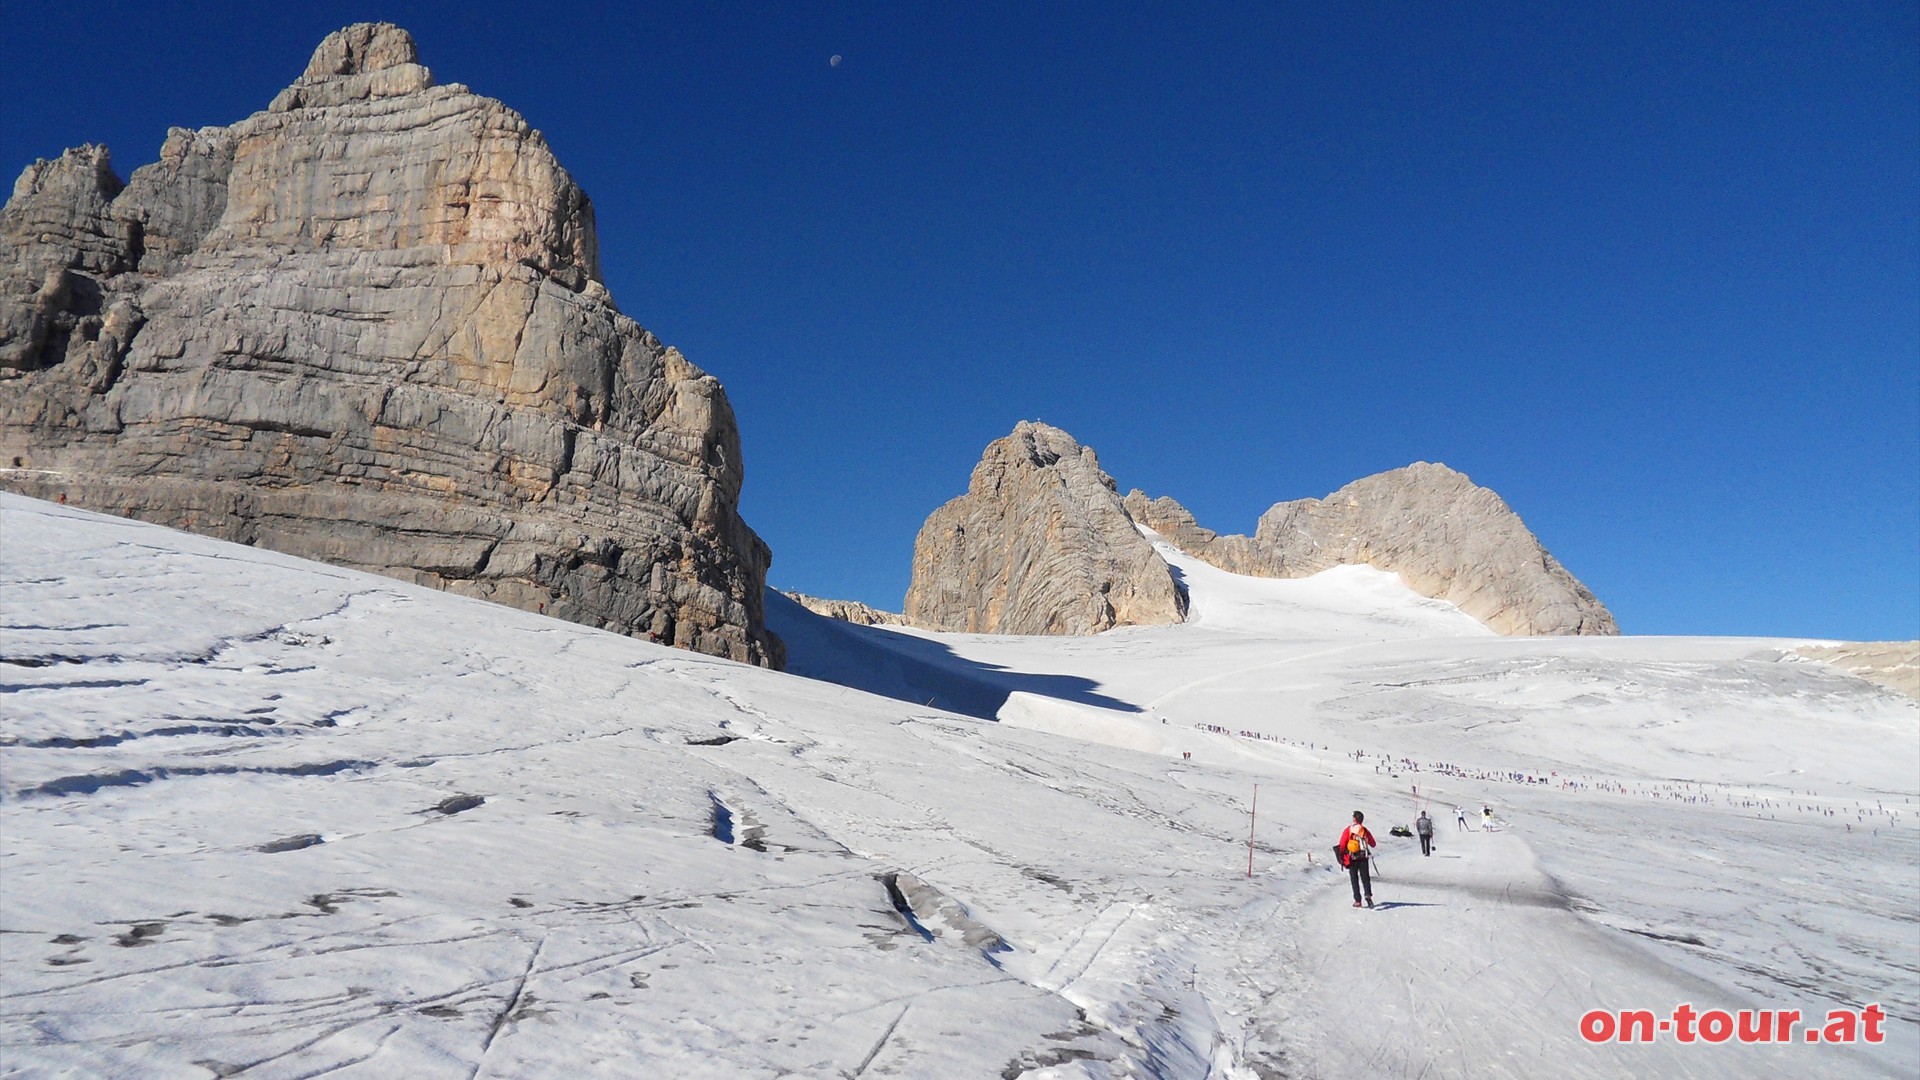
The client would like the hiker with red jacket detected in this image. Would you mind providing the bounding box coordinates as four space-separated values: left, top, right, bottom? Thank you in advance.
1339 810 1377 908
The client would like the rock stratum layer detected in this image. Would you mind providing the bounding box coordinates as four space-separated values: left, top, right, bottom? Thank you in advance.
0 23 778 665
905 422 1187 635
909 423 1615 638
1125 464 1618 636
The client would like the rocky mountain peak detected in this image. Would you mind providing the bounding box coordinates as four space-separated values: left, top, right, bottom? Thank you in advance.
912 424 1616 639
3 145 129 281
0 24 780 666
303 22 420 78
9 144 121 207
271 23 434 112
1002 420 1094 472
905 422 1186 635
1138 461 1618 636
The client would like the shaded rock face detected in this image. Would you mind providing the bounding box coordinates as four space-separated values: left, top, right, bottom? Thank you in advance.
781 592 909 628
1126 463 1619 636
904 422 1187 635
0 23 779 666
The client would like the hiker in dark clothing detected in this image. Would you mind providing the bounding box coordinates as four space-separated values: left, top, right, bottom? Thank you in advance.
1415 810 1435 856
1339 811 1376 908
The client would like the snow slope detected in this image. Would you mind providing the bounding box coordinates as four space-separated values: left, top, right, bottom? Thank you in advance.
1148 533 1497 639
3 493 1916 1078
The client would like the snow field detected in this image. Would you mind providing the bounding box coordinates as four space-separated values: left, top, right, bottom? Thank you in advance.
4 493 1916 1077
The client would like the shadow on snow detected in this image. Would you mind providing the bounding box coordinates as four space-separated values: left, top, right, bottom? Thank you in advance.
765 590 1140 721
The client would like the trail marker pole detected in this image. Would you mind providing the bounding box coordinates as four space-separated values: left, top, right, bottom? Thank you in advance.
1247 784 1258 878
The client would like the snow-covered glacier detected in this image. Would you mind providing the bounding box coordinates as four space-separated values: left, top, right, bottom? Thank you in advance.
3 493 1914 1078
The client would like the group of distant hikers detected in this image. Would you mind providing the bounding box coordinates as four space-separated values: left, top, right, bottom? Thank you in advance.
1335 803 1494 908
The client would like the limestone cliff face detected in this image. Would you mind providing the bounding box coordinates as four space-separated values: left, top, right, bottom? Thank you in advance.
904 422 1186 635
0 23 779 665
1126 463 1619 636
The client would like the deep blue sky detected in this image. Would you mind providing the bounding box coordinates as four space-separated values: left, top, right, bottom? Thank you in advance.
6 2 1916 639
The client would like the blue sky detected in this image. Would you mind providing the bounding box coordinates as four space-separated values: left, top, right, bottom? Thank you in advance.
5 2 1916 639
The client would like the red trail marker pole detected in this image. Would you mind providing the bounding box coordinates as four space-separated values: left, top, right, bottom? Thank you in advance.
1247 784 1259 878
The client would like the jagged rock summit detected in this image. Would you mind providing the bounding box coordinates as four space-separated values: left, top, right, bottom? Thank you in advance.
908 423 1617 638
0 23 780 665
904 421 1188 635
1126 465 1618 636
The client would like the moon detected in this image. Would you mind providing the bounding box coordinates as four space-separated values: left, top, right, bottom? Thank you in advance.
830 54 842 67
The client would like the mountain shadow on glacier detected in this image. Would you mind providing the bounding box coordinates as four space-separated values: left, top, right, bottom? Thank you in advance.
765 591 1138 720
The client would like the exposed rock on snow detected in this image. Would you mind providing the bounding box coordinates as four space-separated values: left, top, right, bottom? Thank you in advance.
1126 463 1618 636
0 23 778 665
904 421 1186 634
1790 641 1920 699
781 591 910 627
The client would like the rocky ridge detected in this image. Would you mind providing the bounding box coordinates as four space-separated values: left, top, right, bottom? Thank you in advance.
1125 465 1618 637
908 423 1615 638
904 422 1187 635
0 23 779 665
781 592 909 628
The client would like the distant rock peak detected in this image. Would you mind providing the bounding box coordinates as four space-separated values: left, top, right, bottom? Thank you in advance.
913 424 1616 638
906 422 1187 635
781 592 910 628
270 23 435 112
1129 463 1617 636
303 22 419 78
999 419 1099 475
